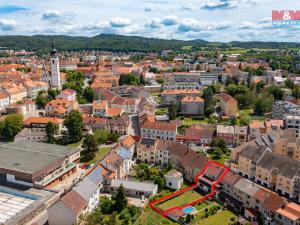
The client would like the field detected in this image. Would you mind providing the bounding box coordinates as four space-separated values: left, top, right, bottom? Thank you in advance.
134 206 177 225
88 147 112 164
157 190 203 210
193 209 237 225
180 117 208 126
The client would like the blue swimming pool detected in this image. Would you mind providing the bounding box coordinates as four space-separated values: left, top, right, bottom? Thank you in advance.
183 206 196 214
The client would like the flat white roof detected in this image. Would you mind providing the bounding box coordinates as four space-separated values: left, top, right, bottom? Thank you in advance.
0 189 36 224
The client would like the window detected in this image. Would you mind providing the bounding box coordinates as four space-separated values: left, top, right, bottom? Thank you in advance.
15 176 32 183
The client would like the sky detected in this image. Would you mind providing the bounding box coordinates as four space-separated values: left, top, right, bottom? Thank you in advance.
0 0 299 42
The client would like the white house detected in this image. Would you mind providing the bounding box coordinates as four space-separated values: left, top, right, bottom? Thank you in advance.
48 190 88 225
56 88 77 101
165 169 183 190
0 92 10 111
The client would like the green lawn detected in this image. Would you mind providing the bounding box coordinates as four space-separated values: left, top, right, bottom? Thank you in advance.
180 117 208 126
157 190 202 210
135 206 177 225
88 147 112 165
209 154 231 165
193 210 237 225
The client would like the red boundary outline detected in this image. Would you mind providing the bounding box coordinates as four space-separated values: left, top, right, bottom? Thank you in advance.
149 160 230 218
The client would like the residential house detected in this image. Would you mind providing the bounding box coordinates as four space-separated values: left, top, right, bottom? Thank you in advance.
249 120 266 139
23 80 48 99
110 179 158 198
178 124 215 145
165 169 183 190
181 96 204 115
161 89 199 105
0 92 9 111
56 88 77 101
48 190 88 225
234 126 249 146
255 152 300 201
45 99 78 117
111 96 139 114
275 203 300 225
273 130 300 161
219 93 238 118
140 121 177 141
217 125 235 146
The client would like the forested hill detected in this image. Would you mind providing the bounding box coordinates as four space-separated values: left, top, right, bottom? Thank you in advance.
0 34 299 53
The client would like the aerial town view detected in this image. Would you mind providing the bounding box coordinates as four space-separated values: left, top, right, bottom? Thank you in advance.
0 1 299 225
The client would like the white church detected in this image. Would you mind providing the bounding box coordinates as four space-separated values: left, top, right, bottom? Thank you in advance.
42 42 61 89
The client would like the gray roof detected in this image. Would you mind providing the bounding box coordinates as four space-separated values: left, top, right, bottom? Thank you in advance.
111 179 158 193
73 178 98 201
257 152 300 179
233 179 260 197
239 145 269 162
0 141 79 175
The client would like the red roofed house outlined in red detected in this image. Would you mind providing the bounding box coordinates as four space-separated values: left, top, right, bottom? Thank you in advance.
149 160 230 220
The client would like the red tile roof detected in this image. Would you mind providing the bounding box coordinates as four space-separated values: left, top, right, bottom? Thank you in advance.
61 190 87 214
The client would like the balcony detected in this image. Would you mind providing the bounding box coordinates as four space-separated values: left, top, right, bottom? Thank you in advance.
35 163 76 187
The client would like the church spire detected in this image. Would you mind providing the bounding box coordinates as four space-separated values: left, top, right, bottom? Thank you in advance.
50 40 57 56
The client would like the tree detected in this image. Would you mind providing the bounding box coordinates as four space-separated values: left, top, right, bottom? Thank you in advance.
150 175 165 189
168 103 177 120
135 163 151 181
112 184 128 213
0 114 23 141
63 110 83 143
83 87 95 103
285 79 294 89
293 86 300 99
36 91 49 108
81 134 99 162
47 88 59 100
254 94 274 115
268 85 284 100
45 122 59 143
239 114 250 126
94 129 110 144
100 196 114 214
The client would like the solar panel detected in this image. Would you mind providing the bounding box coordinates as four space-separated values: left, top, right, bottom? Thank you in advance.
87 167 103 185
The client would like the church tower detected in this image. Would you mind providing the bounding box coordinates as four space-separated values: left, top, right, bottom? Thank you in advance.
49 42 61 89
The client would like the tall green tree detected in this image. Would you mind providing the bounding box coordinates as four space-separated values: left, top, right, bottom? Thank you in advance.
0 114 23 141
45 122 59 143
63 110 83 143
168 103 177 120
81 134 99 162
112 184 128 213
83 86 95 103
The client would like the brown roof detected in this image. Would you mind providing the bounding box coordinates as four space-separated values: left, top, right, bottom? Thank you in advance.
276 203 300 221
140 121 177 131
219 93 237 104
107 107 123 117
221 171 242 186
61 190 87 214
181 96 204 103
263 192 285 213
122 136 136 149
162 89 199 95
24 117 63 126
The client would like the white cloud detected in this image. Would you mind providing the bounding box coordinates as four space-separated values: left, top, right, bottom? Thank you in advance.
181 3 196 10
177 18 202 32
145 18 161 28
0 19 19 31
42 9 71 24
109 18 131 28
